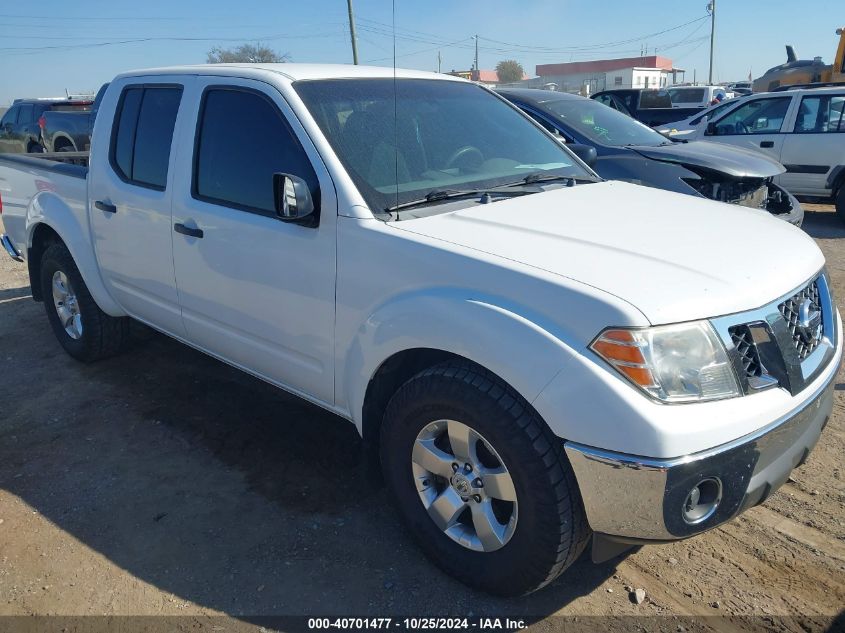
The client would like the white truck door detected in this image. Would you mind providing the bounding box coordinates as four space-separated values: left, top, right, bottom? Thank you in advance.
703 95 793 166
170 78 337 405
779 92 845 197
88 77 189 336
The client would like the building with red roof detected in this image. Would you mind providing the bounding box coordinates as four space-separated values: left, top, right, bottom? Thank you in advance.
527 55 685 94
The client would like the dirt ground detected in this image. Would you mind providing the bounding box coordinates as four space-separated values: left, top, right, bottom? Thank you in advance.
0 205 843 633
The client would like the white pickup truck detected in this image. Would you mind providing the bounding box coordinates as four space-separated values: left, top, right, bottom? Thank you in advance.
0 64 840 596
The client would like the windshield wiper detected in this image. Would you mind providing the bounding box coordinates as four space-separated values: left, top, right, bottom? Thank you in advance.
384 188 484 213
384 176 595 215
510 173 600 187
521 172 575 185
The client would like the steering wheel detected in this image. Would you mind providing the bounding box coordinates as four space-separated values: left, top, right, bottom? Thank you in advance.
734 120 751 134
445 145 484 170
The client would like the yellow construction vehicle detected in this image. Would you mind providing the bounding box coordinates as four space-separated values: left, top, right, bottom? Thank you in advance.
753 27 845 92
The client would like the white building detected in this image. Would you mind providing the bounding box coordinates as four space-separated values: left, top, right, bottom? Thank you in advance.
526 55 685 94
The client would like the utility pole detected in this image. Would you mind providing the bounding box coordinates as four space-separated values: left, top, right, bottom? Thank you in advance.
708 0 716 84
474 35 479 72
346 0 359 65
437 50 442 73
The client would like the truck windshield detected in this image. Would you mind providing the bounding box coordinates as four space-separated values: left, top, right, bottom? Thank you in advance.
544 98 669 147
294 78 591 217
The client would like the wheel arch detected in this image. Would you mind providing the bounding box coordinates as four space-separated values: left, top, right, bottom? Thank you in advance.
829 165 845 197
27 223 62 301
361 347 465 446
350 292 583 450
25 194 124 316
51 134 77 152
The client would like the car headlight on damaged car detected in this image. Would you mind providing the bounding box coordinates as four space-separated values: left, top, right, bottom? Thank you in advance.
590 322 740 403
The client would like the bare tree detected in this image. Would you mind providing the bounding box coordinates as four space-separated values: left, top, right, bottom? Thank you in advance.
495 60 525 84
207 44 289 64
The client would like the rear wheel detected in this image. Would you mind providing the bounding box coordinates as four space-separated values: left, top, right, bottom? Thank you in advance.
380 361 590 596
40 242 129 362
836 186 845 224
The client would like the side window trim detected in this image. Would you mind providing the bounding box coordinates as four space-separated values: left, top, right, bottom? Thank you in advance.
108 83 184 192
190 83 319 219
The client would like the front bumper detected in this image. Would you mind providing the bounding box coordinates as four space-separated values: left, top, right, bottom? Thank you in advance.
1 234 23 262
770 187 804 227
564 367 834 544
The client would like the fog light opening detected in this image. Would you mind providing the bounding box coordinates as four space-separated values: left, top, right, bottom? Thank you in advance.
682 477 722 525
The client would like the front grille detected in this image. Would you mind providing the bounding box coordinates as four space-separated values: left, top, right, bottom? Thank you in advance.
779 280 824 360
730 325 763 377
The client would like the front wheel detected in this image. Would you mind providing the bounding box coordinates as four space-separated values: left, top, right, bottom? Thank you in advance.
380 361 590 596
40 242 129 362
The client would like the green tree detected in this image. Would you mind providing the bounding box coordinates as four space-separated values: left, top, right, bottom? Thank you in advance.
495 60 525 84
207 44 288 64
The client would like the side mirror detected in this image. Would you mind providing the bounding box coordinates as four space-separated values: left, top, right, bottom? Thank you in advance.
568 143 598 168
705 121 717 136
273 173 317 224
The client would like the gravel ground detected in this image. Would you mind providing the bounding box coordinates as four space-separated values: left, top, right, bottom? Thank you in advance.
0 205 843 632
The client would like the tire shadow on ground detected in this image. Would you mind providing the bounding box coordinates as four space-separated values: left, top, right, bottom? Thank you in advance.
0 301 615 618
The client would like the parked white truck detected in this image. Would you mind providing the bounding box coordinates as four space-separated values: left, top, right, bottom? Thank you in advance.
0 64 840 596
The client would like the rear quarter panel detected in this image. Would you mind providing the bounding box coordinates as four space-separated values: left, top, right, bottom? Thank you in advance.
0 156 123 315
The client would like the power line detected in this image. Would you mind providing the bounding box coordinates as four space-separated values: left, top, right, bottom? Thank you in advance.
364 37 473 64
476 15 709 53
356 14 709 55
0 13 189 20
0 32 342 53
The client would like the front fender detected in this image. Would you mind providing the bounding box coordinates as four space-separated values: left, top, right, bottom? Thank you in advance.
343 288 582 432
595 155 699 196
27 190 124 316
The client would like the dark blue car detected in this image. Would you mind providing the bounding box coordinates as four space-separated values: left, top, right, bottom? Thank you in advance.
496 88 803 225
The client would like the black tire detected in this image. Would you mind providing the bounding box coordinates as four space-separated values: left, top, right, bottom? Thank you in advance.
380 360 590 596
27 142 44 154
40 242 129 362
836 186 845 224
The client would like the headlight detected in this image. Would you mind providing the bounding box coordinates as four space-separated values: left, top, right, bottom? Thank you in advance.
590 321 740 403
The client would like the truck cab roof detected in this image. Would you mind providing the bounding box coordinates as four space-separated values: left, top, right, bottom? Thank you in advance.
115 63 461 84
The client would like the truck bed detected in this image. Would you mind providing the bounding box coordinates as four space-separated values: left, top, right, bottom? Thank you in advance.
0 152 89 176
0 153 89 256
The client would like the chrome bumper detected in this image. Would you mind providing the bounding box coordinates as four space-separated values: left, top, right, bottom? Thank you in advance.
1 234 23 262
565 370 835 543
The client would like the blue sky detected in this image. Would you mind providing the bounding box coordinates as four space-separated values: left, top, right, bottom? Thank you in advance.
0 0 841 104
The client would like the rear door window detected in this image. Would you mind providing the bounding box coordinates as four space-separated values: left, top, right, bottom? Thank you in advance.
110 85 183 190
794 94 845 133
17 104 34 125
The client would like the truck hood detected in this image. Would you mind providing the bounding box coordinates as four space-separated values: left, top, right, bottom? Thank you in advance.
630 141 785 179
392 181 823 325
